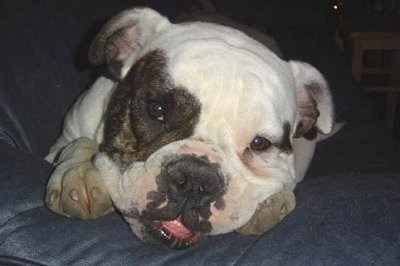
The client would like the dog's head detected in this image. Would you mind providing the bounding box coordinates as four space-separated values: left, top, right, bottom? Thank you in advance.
91 7 334 249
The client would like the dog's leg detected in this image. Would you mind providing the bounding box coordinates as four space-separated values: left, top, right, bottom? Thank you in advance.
235 189 295 235
45 137 113 219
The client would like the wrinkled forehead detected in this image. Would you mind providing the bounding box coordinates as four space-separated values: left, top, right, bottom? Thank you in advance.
137 22 297 126
160 22 290 84
160 23 296 121
169 44 286 100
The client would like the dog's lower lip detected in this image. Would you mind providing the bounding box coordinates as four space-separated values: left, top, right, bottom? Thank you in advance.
151 217 204 249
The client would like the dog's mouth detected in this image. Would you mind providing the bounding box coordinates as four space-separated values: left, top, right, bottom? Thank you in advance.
150 216 205 249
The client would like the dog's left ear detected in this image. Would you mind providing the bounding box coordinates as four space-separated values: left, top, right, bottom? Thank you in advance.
89 7 171 79
289 61 334 139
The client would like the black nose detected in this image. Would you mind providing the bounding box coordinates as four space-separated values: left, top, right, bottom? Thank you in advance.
166 156 223 200
164 155 225 231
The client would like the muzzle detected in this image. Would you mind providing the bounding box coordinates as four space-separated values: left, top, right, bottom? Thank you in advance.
139 154 225 249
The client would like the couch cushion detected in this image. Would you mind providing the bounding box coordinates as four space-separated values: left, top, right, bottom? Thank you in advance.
0 141 399 265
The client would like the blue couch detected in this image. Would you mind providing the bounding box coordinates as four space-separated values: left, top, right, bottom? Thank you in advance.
1 1 399 265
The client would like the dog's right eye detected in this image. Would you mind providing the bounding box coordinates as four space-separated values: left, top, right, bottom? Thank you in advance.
147 100 165 121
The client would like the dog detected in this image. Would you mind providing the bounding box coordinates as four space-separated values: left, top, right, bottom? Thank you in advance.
45 7 334 249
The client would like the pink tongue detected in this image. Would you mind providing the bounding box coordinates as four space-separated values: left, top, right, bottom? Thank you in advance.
162 218 193 239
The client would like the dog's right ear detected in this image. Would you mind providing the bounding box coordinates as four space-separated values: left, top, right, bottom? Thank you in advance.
89 7 171 79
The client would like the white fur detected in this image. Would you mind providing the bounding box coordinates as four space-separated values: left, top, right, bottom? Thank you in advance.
47 8 334 236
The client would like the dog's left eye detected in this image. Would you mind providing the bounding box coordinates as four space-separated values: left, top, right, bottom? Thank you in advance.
147 100 165 121
250 136 271 151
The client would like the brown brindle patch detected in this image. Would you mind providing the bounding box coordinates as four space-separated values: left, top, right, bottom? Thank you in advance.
100 50 201 168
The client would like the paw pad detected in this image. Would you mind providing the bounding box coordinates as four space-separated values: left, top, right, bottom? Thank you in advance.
280 204 288 216
49 190 59 203
91 187 101 200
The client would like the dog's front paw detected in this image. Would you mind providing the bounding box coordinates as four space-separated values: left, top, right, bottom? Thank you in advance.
235 189 295 235
45 161 113 219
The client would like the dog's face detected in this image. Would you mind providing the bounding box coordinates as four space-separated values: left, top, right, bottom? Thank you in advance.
92 8 334 249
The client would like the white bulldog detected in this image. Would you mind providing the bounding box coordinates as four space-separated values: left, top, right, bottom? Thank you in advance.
45 7 334 249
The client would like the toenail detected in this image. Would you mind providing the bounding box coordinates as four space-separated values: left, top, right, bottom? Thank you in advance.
49 190 58 203
91 187 101 199
280 204 287 215
69 189 79 201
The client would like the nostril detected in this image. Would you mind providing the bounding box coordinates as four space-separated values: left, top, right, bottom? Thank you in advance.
175 173 187 185
177 177 186 185
166 163 187 185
